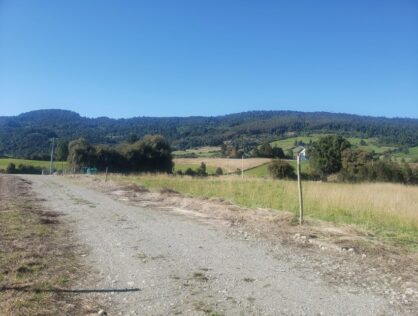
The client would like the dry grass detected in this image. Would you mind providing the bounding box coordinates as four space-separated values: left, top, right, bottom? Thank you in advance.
0 176 97 315
109 174 418 249
173 158 271 173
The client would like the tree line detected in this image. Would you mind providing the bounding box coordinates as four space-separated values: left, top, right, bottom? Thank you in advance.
67 135 173 173
2 109 418 159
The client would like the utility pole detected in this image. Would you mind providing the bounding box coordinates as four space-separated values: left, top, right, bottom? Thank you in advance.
49 138 55 175
297 153 304 225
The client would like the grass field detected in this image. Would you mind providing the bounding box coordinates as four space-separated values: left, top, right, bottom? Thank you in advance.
173 158 271 173
270 134 396 155
270 134 323 151
393 146 418 162
111 174 418 249
174 163 218 174
346 137 396 154
0 158 67 171
172 146 221 158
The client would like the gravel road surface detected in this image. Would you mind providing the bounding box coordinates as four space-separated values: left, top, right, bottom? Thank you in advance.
21 175 407 315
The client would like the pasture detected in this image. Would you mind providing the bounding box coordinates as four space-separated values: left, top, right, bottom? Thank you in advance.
270 134 396 155
0 158 68 171
393 146 418 162
174 157 271 173
172 146 221 158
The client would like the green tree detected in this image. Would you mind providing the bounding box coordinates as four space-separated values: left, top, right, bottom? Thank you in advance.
55 140 69 161
67 138 97 170
258 142 273 158
271 145 285 158
124 135 173 173
95 145 127 171
309 135 351 178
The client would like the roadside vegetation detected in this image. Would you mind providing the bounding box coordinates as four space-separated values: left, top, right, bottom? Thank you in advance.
0 158 68 174
108 174 418 249
0 176 95 314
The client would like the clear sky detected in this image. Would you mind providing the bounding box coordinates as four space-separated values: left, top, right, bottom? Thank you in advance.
0 0 417 118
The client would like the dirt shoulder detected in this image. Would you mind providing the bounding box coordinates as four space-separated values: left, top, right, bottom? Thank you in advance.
21 174 417 315
0 175 102 315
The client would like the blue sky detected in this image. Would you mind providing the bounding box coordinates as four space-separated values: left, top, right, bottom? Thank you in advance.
0 0 417 118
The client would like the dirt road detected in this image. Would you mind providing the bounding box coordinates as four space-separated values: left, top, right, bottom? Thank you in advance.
20 175 414 315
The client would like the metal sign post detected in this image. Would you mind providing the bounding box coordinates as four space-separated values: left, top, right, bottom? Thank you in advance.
297 153 304 225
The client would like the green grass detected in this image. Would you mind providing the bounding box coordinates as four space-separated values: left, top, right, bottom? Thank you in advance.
0 158 68 171
111 174 418 249
270 134 323 151
245 163 270 177
345 137 395 154
393 146 418 162
270 134 396 155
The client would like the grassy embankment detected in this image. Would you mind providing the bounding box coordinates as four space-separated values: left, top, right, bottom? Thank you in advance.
110 174 418 249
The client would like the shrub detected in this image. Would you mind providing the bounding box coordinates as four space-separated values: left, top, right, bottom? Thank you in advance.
215 167 223 176
268 160 296 179
6 163 16 174
196 162 208 176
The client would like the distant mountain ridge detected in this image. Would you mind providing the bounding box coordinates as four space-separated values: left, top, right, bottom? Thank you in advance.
1 109 418 159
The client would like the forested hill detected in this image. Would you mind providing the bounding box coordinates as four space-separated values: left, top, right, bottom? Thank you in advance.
1 109 418 159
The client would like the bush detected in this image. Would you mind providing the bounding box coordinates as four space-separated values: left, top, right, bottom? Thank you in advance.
185 168 196 176
6 163 16 174
5 163 42 174
268 160 296 179
196 162 208 176
215 167 223 176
